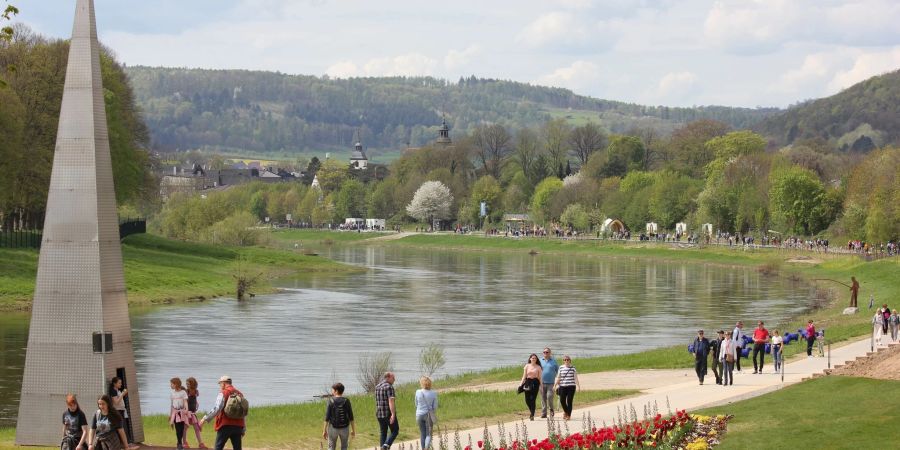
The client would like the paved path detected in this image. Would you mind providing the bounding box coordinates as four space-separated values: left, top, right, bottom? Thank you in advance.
390 337 882 449
362 231 419 242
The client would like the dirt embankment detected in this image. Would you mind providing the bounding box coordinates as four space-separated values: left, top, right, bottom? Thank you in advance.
832 342 900 379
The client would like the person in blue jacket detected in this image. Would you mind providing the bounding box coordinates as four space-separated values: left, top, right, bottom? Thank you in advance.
691 330 711 385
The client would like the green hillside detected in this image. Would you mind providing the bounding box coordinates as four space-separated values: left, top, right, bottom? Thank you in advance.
125 66 778 158
757 69 900 150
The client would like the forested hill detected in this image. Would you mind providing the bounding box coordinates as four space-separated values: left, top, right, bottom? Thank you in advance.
757 69 900 151
125 66 778 157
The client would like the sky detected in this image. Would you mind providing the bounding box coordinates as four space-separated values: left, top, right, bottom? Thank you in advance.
14 0 900 108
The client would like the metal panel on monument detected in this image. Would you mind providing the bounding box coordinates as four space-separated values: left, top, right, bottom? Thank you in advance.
16 0 143 444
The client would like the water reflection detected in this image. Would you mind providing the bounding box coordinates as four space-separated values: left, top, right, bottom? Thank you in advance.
1 245 810 422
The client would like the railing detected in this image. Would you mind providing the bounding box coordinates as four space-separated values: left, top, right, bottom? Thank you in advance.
0 229 42 249
0 218 146 249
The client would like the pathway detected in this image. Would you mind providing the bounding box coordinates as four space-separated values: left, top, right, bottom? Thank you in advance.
390 337 882 449
362 232 419 242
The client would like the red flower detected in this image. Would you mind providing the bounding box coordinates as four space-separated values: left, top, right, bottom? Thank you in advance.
478 441 484 448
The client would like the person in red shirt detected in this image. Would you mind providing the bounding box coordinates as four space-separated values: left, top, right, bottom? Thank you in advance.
751 321 770 374
806 320 816 357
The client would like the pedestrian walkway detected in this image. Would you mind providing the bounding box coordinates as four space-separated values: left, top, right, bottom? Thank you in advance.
390 337 881 449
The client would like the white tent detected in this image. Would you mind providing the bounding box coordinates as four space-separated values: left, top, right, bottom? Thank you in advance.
646 222 658 235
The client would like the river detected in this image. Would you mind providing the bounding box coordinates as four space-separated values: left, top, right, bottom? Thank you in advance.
0 245 811 423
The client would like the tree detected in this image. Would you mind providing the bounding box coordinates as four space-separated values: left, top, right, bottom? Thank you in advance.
667 119 730 176
513 127 540 178
333 178 367 220
0 2 17 88
560 203 590 231
569 122 607 164
316 158 348 193
602 135 645 178
406 180 453 226
769 166 829 235
473 123 511 178
530 177 564 224
542 118 570 169
467 175 503 225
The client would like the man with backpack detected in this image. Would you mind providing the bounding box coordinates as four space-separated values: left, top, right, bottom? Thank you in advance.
200 375 247 450
323 382 355 450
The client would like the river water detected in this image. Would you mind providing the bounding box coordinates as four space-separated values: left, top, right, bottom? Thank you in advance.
0 245 811 423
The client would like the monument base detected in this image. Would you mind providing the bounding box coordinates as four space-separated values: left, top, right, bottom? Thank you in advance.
843 307 859 315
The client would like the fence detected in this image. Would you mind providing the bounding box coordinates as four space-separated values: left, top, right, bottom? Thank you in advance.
0 219 147 249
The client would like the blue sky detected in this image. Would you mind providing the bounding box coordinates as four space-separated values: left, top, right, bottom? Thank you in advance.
16 0 900 108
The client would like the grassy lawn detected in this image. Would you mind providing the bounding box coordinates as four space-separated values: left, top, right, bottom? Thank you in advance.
0 388 636 450
697 376 900 449
0 233 362 311
270 228 391 245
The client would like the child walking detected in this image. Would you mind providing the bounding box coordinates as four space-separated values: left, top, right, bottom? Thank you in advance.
181 377 207 449
170 378 189 450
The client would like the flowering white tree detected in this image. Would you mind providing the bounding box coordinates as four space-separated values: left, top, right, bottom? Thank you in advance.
406 181 453 227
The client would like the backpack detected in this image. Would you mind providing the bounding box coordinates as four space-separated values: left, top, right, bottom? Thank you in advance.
330 397 350 428
223 390 249 419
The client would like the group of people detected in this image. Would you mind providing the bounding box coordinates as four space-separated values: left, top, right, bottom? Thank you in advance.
518 348 582 422
61 375 245 450
691 320 819 385
872 303 899 346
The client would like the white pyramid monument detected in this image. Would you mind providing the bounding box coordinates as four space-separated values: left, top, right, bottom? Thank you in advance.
16 0 144 444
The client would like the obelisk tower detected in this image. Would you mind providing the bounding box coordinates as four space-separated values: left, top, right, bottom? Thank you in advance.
16 0 143 444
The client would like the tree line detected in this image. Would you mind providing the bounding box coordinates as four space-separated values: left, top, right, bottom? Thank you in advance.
0 26 157 229
156 117 899 245
125 66 778 156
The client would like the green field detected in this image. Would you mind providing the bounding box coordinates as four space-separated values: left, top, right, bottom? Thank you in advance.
0 387 635 450
270 228 391 245
698 376 899 449
0 233 362 311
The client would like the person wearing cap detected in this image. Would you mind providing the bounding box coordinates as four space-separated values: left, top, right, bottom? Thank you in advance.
709 331 725 385
691 330 710 385
200 376 246 450
62 394 88 450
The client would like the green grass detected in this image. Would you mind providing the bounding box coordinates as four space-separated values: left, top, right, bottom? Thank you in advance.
270 228 391 244
697 376 900 449
0 388 636 450
0 233 362 311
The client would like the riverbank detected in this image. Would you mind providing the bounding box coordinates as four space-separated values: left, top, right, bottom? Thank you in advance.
0 233 362 311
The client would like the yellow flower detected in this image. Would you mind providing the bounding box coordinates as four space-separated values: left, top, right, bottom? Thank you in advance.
686 437 709 450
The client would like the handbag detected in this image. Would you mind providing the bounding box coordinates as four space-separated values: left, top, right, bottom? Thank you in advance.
726 353 735 363
428 409 438 426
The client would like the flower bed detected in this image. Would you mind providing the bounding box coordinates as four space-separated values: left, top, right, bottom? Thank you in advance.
431 410 731 450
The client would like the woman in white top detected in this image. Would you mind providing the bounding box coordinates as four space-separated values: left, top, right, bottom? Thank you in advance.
169 377 189 450
771 330 784 372
553 355 581 421
719 334 737 386
414 376 438 450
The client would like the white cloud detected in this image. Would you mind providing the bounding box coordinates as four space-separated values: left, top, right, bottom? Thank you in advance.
537 60 603 93
325 60 359 78
655 71 699 103
444 45 481 70
828 48 900 92
517 12 591 48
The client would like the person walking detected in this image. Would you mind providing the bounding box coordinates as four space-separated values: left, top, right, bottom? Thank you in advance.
414 376 438 450
709 330 724 385
107 378 136 449
519 353 543 420
731 322 745 372
62 394 88 450
87 395 129 450
873 313 885 347
751 321 769 374
182 377 207 449
806 320 817 356
691 330 710 385
880 304 891 335
169 378 189 450
849 276 859 308
771 330 784 373
890 310 900 342
375 372 399 449
553 355 580 420
539 347 559 419
323 382 355 450
199 375 247 450
719 333 736 386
